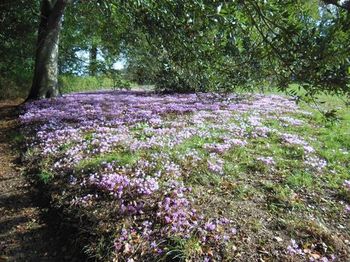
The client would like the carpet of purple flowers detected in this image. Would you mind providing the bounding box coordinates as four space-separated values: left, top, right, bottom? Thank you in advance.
20 91 349 261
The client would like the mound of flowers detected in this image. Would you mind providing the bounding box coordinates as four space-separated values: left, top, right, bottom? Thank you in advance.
21 91 339 261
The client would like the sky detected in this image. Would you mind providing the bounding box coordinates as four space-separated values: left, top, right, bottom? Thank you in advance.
75 49 126 74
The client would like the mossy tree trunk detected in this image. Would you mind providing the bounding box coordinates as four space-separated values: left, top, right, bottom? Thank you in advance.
27 0 69 100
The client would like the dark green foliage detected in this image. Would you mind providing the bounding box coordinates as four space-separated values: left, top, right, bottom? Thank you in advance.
1 0 350 99
118 0 350 95
0 0 39 99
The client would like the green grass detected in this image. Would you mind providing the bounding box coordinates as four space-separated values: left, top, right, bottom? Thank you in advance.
75 150 139 172
163 236 203 261
59 74 137 94
59 75 114 94
37 170 54 184
286 172 314 189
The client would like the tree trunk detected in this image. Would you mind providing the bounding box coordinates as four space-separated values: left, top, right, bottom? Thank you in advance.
89 44 98 76
27 0 68 100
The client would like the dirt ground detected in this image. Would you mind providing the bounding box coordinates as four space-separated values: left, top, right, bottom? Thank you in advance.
0 100 62 262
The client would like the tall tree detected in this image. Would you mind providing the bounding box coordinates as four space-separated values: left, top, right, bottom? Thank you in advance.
27 0 70 100
24 0 349 100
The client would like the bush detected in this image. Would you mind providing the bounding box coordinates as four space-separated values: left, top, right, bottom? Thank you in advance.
59 75 114 94
59 74 134 94
107 70 132 91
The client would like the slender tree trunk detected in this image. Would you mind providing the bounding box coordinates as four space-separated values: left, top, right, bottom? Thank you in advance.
89 44 98 76
27 0 68 100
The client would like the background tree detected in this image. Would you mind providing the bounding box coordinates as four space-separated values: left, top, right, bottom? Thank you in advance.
120 0 349 96
27 0 71 100
0 0 349 100
0 0 39 99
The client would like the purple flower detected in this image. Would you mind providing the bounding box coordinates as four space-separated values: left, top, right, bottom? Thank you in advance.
345 205 350 213
204 221 216 231
20 91 321 259
257 156 275 165
343 180 350 191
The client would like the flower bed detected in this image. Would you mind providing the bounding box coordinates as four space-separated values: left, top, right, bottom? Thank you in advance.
21 91 350 261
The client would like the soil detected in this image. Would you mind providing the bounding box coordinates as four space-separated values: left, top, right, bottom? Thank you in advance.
0 100 62 262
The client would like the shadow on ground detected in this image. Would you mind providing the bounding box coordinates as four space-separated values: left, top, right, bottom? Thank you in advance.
0 101 74 262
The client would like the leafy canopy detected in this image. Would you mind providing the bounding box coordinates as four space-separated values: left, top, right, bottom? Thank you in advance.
1 0 349 98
